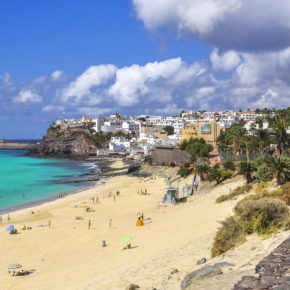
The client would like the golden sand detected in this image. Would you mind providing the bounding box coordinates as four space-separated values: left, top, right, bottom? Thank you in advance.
0 161 288 290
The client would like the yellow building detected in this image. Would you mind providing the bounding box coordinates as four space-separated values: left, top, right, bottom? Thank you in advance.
181 120 220 144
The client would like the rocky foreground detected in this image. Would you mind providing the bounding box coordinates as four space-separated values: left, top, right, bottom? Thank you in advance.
232 236 290 290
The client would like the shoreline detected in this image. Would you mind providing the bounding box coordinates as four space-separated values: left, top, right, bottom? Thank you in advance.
0 184 96 216
0 153 120 217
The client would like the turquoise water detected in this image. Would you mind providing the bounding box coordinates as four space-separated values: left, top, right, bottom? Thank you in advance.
0 150 99 212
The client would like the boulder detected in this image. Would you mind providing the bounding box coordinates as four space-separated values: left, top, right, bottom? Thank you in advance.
196 258 207 265
180 266 223 289
125 284 139 290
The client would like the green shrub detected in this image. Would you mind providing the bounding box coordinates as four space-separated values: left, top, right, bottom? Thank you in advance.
256 164 273 183
221 170 233 180
56 130 64 138
178 167 191 178
223 161 235 171
211 216 245 257
234 198 290 235
216 184 252 203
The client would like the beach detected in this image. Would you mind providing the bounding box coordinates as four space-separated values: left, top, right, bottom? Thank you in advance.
0 159 288 290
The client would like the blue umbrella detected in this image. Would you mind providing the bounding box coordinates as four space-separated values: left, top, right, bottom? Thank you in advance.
8 264 22 270
6 225 14 232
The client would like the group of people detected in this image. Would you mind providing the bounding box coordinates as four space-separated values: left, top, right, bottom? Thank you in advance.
138 189 149 195
22 225 32 231
58 192 67 198
0 214 10 224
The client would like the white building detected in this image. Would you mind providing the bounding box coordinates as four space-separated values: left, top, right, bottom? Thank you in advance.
122 121 141 133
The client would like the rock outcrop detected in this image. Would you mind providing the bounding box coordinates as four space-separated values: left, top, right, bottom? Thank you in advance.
233 236 290 289
30 128 109 159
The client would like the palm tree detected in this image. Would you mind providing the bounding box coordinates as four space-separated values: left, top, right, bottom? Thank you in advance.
263 154 290 185
254 129 271 154
228 124 247 156
270 114 289 155
208 167 223 185
194 163 210 181
237 161 255 184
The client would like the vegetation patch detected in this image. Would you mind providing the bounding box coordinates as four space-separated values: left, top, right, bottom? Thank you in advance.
211 216 245 257
234 198 290 235
216 184 252 203
178 167 191 178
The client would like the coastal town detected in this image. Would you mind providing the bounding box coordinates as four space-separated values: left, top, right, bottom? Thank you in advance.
50 109 284 164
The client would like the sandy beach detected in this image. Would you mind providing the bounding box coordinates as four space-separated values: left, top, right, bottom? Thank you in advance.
0 160 288 290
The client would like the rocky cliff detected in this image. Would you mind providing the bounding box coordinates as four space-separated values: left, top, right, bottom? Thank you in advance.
30 128 109 159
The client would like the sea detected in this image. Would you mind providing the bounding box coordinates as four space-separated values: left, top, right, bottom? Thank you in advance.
0 150 100 213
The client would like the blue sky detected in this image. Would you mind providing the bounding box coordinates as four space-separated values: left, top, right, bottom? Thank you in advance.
0 0 289 138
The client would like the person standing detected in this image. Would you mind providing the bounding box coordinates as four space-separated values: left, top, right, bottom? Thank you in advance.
7 214 10 222
48 220 51 228
88 219 91 229
109 219 112 228
0 215 2 224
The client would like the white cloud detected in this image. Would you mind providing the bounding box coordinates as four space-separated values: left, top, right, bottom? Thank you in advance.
109 58 194 106
77 107 115 116
155 103 180 115
42 105 65 112
133 0 290 52
51 70 64 81
210 48 240 72
61 65 117 105
13 90 42 104
133 0 240 34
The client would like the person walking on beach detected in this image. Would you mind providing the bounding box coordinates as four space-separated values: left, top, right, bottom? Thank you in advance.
48 220 51 228
96 196 98 203
88 219 91 229
109 219 112 229
0 215 2 224
7 214 10 222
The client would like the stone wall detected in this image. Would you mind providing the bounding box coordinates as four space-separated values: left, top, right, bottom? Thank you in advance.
152 147 191 167
0 143 40 151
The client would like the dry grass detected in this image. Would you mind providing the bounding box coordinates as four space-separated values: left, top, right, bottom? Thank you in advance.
211 216 245 257
216 184 252 203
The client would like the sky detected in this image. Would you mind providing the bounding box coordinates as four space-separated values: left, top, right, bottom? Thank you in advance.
0 0 289 139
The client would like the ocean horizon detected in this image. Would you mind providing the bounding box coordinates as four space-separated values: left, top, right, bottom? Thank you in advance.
0 150 100 214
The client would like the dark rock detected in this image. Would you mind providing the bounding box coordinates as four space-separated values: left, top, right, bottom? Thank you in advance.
125 284 139 290
213 262 235 268
170 269 179 275
196 258 207 265
232 236 290 290
181 266 223 289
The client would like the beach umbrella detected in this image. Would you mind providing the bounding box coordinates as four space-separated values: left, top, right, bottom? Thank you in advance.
122 237 133 243
8 264 22 270
6 225 14 232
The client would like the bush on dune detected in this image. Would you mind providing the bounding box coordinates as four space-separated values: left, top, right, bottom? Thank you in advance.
211 216 245 257
216 184 252 203
234 198 290 235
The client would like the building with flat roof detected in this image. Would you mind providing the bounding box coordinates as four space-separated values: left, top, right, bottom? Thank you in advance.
181 120 221 144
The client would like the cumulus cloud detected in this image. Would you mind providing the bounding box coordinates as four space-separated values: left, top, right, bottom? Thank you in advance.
109 58 206 106
155 103 180 115
210 48 240 72
13 90 42 104
51 70 64 81
42 105 65 112
109 58 183 106
60 65 117 105
133 0 290 52
77 107 115 116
